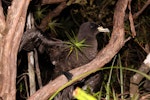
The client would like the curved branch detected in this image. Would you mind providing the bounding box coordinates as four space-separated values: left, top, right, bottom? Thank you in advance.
28 0 128 99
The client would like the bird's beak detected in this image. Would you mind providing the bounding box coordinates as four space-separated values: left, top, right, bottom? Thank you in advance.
97 26 110 33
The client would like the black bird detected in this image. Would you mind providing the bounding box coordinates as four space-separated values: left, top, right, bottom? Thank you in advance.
50 22 103 78
49 22 109 100
19 22 109 99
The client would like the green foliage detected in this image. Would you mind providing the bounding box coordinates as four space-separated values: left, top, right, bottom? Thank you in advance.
19 83 23 93
47 19 63 34
65 31 90 60
49 54 150 99
34 6 48 22
105 56 117 100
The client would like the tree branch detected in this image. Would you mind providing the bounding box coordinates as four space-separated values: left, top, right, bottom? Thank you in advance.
38 2 67 32
0 0 6 35
130 53 150 97
28 0 128 100
128 0 136 37
133 0 150 19
125 0 150 20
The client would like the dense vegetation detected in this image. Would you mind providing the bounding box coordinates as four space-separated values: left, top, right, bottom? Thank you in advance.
0 0 150 100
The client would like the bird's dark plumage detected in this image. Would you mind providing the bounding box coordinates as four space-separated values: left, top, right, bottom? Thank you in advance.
49 22 103 100
19 22 106 100
50 22 100 79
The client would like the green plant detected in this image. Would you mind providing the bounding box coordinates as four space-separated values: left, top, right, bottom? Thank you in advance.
105 56 117 100
34 6 48 22
47 19 62 34
65 31 90 60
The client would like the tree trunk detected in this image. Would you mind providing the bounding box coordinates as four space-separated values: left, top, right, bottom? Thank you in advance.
0 0 30 100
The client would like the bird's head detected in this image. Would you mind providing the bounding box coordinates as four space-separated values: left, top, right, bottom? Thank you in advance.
77 22 109 40
65 22 110 60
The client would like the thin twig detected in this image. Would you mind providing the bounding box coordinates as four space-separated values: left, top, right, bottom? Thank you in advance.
34 49 43 88
128 0 136 37
125 0 150 20
133 0 150 19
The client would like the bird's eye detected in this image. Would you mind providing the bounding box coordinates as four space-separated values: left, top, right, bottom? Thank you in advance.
90 23 98 29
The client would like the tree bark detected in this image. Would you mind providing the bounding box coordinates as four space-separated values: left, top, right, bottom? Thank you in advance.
28 0 128 100
0 0 30 100
0 0 6 35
